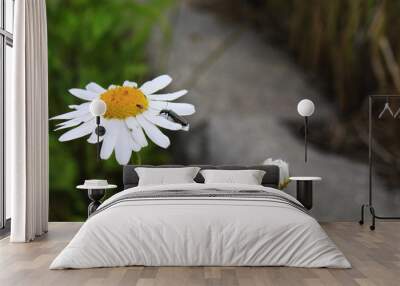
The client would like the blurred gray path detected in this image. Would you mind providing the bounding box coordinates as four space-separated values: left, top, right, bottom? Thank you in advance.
150 1 400 221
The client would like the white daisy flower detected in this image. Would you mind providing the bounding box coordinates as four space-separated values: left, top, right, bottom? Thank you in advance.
51 75 195 165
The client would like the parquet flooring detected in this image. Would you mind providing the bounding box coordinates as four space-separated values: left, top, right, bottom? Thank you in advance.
0 222 399 286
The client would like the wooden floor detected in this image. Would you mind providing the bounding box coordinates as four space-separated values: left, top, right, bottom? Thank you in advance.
0 222 399 286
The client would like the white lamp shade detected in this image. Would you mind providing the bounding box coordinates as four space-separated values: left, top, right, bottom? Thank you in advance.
90 99 107 116
297 99 315 117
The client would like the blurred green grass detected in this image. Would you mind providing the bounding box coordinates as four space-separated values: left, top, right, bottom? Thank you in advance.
47 0 175 221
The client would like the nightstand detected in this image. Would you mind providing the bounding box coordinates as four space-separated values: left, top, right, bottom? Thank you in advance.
77 183 117 217
289 177 322 210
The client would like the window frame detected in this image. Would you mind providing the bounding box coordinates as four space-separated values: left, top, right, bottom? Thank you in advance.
0 0 13 231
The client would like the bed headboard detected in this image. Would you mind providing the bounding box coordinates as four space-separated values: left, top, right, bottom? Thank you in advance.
123 165 280 190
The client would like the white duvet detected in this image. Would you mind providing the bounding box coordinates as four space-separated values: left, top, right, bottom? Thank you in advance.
50 183 350 269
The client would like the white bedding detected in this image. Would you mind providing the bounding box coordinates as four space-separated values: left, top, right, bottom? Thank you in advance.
50 183 351 269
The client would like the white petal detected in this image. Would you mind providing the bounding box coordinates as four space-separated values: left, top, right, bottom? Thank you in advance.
69 88 98 101
149 101 168 110
164 103 195 116
122 120 142 151
123 80 138 88
100 135 116 160
59 120 95 142
87 131 104 144
55 110 92 126
125 116 139 129
51 111 80 121
86 82 106 94
143 112 182 130
100 120 119 160
140 75 172 95
54 113 93 131
50 103 90 120
115 124 134 165
77 102 91 109
108 84 118 89
136 115 170 148
68 105 79 109
131 138 141 152
146 109 161 116
125 117 148 147
147 90 187 101
149 101 195 116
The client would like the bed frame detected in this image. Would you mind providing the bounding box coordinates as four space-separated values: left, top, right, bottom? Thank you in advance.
123 165 280 190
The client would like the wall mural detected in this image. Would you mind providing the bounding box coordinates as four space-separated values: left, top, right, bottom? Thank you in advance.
51 75 195 165
47 0 400 222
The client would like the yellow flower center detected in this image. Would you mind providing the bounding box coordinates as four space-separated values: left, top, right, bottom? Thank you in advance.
100 86 149 119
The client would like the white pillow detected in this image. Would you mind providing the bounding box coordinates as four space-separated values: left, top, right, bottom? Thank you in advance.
135 167 200 186
200 169 266 185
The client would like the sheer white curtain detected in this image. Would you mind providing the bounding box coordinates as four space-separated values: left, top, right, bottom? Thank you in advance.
7 0 49 242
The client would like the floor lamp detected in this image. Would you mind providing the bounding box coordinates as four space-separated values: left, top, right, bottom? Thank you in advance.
89 99 107 161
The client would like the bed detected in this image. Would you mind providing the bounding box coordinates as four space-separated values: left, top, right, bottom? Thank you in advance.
50 165 350 269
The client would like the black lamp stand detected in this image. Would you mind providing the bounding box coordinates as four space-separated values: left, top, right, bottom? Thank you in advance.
94 116 106 161
304 116 308 162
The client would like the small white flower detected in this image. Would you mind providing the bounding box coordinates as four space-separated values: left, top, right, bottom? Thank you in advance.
263 158 290 189
51 75 195 165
